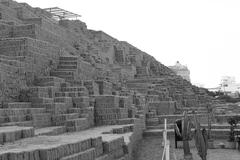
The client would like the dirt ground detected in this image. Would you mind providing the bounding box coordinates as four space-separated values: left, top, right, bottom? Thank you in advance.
135 137 240 160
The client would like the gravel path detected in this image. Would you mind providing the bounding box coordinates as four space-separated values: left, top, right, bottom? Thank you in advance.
135 137 240 160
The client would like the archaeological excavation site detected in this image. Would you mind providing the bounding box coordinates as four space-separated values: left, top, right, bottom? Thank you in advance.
0 0 240 160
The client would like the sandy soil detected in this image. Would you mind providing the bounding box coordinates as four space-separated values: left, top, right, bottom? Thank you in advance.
135 137 240 160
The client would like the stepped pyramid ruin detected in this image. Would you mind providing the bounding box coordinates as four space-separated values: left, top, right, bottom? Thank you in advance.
0 0 215 160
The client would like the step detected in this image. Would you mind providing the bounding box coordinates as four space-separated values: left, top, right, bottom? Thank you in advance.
65 117 88 126
116 118 135 125
111 125 134 134
59 56 78 61
59 61 78 65
52 113 80 125
115 155 129 160
96 118 135 126
31 97 54 104
54 97 72 103
36 81 62 87
146 118 159 126
146 112 156 118
102 138 125 159
60 82 71 88
29 86 56 98
44 103 68 114
4 113 32 121
0 121 33 127
66 118 89 132
50 71 75 77
35 126 66 136
51 75 75 81
0 126 34 144
0 108 29 116
28 108 47 114
32 113 52 128
54 69 77 72
55 91 88 98
0 115 30 124
60 148 95 160
7 102 31 109
39 138 92 159
36 76 65 84
61 87 86 92
96 154 110 160
68 108 84 114
0 108 46 116
0 58 22 67
57 65 77 70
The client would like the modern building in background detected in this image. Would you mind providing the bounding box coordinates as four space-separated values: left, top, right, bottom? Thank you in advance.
219 76 240 93
208 76 240 97
169 61 191 82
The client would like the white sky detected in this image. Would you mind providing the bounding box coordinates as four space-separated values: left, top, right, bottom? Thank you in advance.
17 0 240 88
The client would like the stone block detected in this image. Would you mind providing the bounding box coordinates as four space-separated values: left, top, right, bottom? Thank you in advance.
32 113 51 128
7 102 31 109
95 80 112 95
31 97 54 104
52 113 79 126
103 137 124 153
95 95 119 109
0 153 8 160
72 97 90 108
96 154 111 160
54 97 72 108
8 150 40 160
44 103 67 114
60 148 96 160
83 80 99 95
149 101 176 115
91 137 103 147
0 126 34 144
66 118 89 132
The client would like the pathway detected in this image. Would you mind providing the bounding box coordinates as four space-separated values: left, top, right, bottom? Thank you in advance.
135 137 240 160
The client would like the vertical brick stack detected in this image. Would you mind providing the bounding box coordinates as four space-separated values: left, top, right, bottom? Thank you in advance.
95 80 113 95
83 80 99 95
95 95 130 126
50 56 78 82
0 126 34 144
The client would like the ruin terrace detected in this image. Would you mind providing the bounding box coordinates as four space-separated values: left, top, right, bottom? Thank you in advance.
0 0 240 160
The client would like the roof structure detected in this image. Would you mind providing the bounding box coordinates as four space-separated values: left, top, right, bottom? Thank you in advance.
44 7 81 20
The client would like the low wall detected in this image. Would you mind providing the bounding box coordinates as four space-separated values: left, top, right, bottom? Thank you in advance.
155 113 240 125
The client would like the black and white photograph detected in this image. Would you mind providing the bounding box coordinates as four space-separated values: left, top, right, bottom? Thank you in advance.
0 0 240 159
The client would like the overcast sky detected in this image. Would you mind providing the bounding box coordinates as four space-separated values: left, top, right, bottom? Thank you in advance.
17 0 240 88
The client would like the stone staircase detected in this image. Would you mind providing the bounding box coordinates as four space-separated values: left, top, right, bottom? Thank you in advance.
51 56 79 81
0 102 33 127
0 126 34 144
0 74 94 136
35 75 93 133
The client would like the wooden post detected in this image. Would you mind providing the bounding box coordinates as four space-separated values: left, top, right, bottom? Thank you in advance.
162 118 170 160
165 119 169 160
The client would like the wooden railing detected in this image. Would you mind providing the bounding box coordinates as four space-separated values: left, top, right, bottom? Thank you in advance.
162 118 170 160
